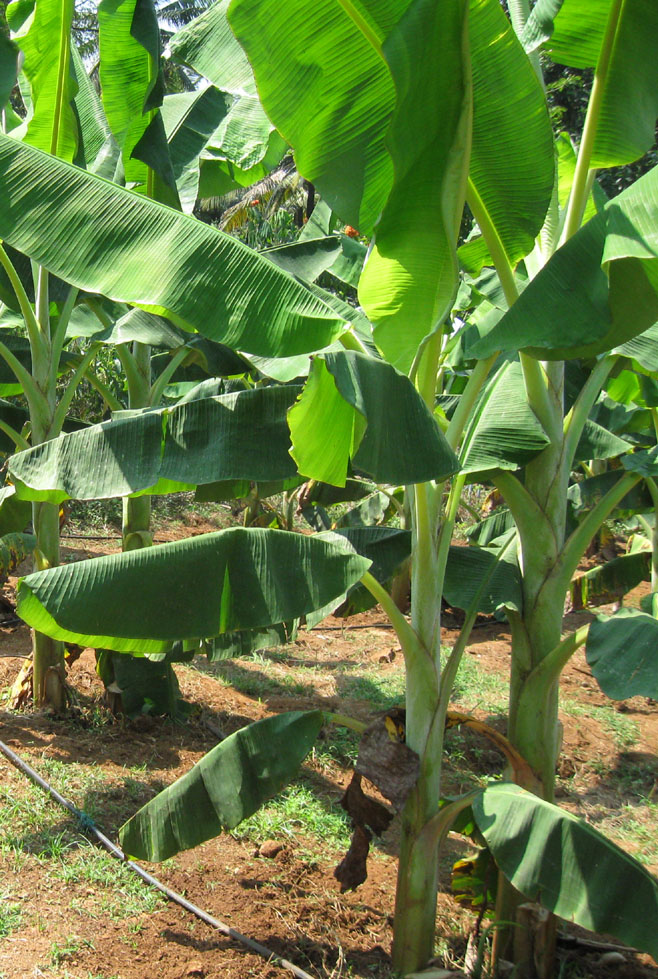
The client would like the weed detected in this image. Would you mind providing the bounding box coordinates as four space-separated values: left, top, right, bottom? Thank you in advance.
0 892 21 938
50 935 94 966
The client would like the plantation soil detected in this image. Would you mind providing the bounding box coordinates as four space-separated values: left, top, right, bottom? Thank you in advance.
0 529 657 979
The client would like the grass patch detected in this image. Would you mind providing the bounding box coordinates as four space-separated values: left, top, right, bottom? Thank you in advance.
49 846 165 919
231 782 352 857
450 655 508 715
339 671 406 710
0 891 22 938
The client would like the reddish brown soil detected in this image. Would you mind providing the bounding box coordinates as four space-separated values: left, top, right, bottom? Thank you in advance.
0 526 656 979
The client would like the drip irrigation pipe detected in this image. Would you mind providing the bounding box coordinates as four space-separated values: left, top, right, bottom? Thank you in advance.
0 739 317 979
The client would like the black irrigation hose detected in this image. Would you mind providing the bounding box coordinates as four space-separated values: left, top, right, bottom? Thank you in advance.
0 739 318 979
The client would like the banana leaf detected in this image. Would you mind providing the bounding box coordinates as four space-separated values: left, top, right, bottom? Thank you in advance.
586 608 658 699
119 710 325 860
16 528 371 653
474 783 658 959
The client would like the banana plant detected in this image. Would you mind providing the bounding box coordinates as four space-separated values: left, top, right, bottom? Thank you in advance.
0 0 343 708
4 1 658 976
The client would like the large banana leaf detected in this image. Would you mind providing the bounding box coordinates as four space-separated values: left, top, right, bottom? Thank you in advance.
160 85 232 213
288 350 460 487
16 528 371 653
98 0 170 192
458 360 550 474
474 783 658 959
444 543 522 614
615 323 658 374
228 0 397 236
466 0 554 271
471 165 658 361
356 0 470 371
168 0 274 171
543 0 658 168
119 710 325 860
168 0 258 98
572 420 630 464
307 526 412 624
8 0 78 161
70 42 120 179
568 470 653 517
299 201 367 288
0 134 346 357
8 387 300 502
229 0 471 370
586 608 658 700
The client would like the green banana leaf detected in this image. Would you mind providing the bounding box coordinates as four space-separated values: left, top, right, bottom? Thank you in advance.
299 202 367 288
261 237 343 284
119 710 325 861
0 134 346 358
17 528 371 653
606 369 658 410
586 608 658 700
70 41 120 179
168 0 275 171
160 85 232 213
289 350 460 487
0 487 31 537
615 323 658 374
544 0 658 168
459 360 550 474
474 783 658 959
472 165 658 361
0 32 17 112
573 421 630 463
622 446 658 479
228 0 396 236
568 470 654 516
569 551 650 611
306 526 412 625
465 509 515 548
357 0 470 371
444 544 522 615
98 0 171 193
230 0 471 373
466 0 554 270
168 0 258 98
519 0 563 54
8 387 301 503
8 0 78 161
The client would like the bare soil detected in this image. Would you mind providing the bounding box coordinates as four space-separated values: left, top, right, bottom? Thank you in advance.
0 523 657 979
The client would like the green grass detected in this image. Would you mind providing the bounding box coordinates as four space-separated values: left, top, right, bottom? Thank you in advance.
231 782 352 857
450 654 508 715
339 671 406 710
50 935 95 967
0 891 22 938
48 845 165 918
